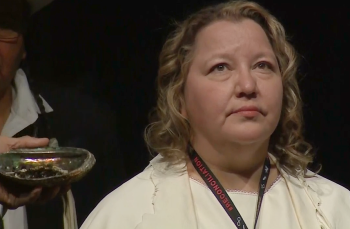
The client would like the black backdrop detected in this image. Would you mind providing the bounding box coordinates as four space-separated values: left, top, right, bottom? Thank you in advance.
25 0 350 189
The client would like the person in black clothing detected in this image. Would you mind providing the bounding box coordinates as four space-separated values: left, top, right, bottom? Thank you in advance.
0 0 127 228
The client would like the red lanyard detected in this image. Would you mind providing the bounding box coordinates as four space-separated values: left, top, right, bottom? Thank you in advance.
189 149 270 229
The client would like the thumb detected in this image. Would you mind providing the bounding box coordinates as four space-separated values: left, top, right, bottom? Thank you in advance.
1 136 49 151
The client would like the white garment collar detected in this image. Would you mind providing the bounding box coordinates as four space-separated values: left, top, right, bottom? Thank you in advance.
141 153 331 229
1 69 53 137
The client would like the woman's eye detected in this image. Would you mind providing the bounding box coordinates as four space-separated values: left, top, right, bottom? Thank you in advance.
211 64 228 72
256 62 272 70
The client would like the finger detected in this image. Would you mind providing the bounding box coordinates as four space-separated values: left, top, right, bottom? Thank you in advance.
9 136 49 149
5 187 42 209
36 186 60 204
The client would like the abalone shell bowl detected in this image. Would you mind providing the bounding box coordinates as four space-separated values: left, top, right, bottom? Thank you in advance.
0 147 95 187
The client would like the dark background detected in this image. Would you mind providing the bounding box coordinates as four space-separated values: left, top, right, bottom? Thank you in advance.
25 0 350 189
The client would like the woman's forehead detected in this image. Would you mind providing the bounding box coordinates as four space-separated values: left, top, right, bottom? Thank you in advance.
191 20 275 59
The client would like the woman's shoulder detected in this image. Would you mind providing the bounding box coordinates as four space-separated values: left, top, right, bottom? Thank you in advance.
305 173 350 227
305 172 350 197
305 172 350 215
80 155 187 229
80 167 156 229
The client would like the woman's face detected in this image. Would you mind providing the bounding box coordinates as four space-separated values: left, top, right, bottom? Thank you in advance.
181 19 283 147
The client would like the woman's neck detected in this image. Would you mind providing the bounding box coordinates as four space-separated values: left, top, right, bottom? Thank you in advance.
186 139 279 192
0 87 13 132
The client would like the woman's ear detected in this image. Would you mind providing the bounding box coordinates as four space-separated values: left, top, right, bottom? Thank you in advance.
180 97 188 119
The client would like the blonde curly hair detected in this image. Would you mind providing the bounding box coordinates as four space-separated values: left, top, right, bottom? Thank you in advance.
144 0 315 176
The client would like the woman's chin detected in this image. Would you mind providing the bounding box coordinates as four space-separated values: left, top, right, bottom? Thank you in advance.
224 130 270 145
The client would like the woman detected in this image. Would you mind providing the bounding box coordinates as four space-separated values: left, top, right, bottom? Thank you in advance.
81 1 350 228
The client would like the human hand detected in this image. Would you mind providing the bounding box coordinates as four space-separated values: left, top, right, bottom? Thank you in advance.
0 136 71 209
0 135 49 154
